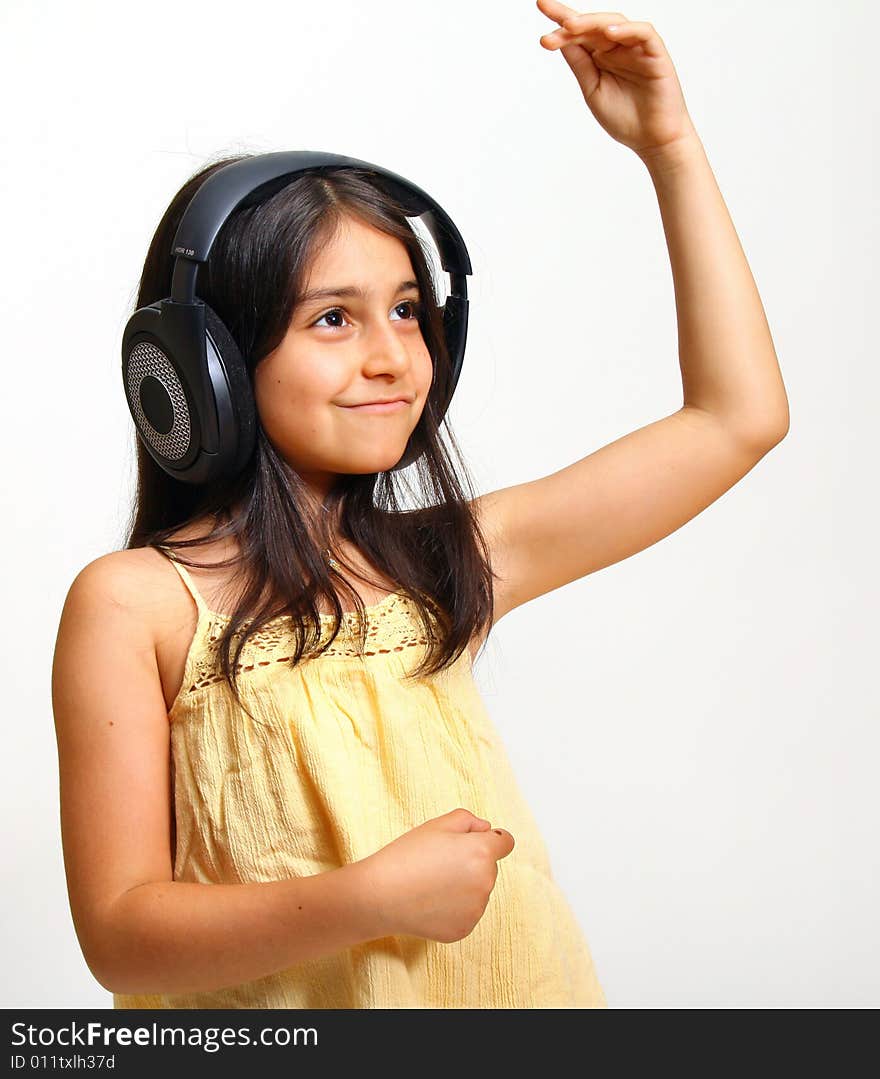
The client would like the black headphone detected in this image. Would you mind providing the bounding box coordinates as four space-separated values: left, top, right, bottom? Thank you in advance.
121 150 473 486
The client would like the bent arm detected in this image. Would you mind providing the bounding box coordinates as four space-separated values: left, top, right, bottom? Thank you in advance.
469 135 790 618
52 554 387 999
95 863 381 996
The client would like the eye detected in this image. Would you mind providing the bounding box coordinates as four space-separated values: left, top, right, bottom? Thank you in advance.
391 299 423 322
311 299 423 330
312 308 348 330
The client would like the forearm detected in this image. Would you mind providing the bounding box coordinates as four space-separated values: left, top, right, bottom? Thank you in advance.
641 135 790 445
93 862 384 996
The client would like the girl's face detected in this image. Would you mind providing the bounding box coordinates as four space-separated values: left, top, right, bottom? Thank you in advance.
253 214 433 502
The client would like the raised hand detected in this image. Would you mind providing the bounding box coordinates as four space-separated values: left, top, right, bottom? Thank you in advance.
536 1 699 160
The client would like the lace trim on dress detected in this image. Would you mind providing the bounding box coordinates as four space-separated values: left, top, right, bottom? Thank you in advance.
183 593 435 696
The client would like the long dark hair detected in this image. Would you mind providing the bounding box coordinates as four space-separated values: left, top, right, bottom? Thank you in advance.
122 152 497 715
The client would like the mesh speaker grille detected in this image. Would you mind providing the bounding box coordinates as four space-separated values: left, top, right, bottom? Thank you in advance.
126 342 193 461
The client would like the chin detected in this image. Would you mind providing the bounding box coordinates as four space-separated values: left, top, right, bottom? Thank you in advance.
343 447 410 474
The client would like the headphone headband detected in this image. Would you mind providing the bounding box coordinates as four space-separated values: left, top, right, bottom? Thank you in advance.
121 149 472 485
170 151 471 278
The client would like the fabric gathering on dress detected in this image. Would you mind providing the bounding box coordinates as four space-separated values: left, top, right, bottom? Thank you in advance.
113 549 607 1009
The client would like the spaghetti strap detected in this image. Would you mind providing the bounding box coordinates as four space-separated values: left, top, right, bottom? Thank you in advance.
156 545 209 617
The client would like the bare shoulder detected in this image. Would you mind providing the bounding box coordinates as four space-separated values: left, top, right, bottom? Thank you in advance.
64 548 152 614
64 547 192 649
52 549 181 985
73 547 169 591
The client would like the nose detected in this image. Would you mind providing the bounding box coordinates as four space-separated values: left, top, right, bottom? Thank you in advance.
360 314 412 377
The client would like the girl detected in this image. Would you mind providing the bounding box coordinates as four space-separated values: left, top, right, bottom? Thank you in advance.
52 2 789 1010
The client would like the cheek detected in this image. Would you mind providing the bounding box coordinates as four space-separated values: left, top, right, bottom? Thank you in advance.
416 346 434 392
253 369 309 445
254 358 331 416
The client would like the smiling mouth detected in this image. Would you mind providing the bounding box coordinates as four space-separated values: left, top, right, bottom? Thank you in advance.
341 400 410 414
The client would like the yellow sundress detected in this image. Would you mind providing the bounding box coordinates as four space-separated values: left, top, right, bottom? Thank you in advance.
113 550 607 1009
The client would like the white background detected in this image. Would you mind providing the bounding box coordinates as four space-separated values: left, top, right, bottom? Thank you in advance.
1 0 876 1008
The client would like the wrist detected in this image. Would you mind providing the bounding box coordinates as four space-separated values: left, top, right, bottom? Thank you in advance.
638 130 706 179
345 856 396 941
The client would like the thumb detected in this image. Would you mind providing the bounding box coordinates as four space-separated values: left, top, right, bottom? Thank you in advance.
440 807 492 832
468 816 493 832
559 43 600 98
487 826 516 860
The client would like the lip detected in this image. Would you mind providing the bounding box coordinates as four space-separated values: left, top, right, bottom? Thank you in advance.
341 398 411 414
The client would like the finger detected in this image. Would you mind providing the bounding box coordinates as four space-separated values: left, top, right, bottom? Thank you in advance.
548 19 664 62
559 11 629 31
535 0 591 26
590 19 665 59
540 27 617 57
541 14 625 52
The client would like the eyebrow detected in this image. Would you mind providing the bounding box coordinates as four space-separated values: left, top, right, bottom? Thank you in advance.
298 278 421 305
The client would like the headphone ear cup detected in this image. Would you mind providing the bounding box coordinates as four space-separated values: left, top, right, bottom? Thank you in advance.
122 308 197 467
203 303 257 479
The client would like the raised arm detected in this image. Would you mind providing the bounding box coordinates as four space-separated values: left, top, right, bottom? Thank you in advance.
472 7 789 622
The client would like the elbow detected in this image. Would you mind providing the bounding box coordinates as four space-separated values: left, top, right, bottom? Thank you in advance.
83 926 173 998
743 408 790 456
755 420 788 454
78 910 142 997
767 415 790 449
73 917 124 995
690 401 791 457
83 948 123 995
85 936 164 997
77 884 168 997
766 403 790 445
763 391 792 447
87 952 150 997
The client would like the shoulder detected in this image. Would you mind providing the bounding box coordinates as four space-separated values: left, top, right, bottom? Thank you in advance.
61 547 185 649
67 547 172 601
